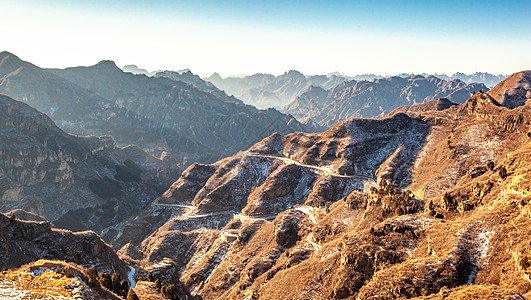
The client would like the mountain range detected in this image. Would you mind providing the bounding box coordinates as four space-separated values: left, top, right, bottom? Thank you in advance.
0 52 319 171
0 93 178 233
108 71 531 299
285 75 488 127
203 71 506 110
1 49 530 299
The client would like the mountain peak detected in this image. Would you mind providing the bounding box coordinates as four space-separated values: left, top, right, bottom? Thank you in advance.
0 51 16 58
0 51 23 64
487 70 531 109
94 60 120 71
283 70 305 79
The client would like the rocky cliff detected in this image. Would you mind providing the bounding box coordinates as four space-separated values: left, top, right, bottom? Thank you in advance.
118 72 531 299
285 75 487 127
0 212 128 277
0 94 178 233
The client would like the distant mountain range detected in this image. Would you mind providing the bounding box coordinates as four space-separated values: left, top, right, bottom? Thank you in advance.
201 70 506 109
204 70 347 109
285 75 488 127
0 52 319 169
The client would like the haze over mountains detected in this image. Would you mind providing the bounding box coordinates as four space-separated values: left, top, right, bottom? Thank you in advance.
122 64 505 111
202 70 505 110
0 52 318 170
286 75 488 126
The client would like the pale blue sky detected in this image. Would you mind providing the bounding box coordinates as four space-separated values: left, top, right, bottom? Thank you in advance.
1 0 530 76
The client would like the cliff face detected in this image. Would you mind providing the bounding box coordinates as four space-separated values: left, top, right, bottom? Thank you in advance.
118 72 531 299
0 94 178 233
0 212 128 277
284 75 487 127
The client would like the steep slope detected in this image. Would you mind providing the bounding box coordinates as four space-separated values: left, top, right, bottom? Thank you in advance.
0 94 177 232
48 58 319 165
155 70 239 102
118 71 531 299
487 70 531 108
285 75 487 127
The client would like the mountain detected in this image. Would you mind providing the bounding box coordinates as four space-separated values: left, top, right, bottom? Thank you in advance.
0 52 318 169
205 70 349 109
487 70 531 108
0 93 177 232
154 70 239 102
205 71 506 111
445 72 508 88
285 75 487 127
0 211 128 276
123 64 157 76
115 71 531 299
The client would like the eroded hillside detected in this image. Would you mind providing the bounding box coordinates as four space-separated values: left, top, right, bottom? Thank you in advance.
0 94 178 233
116 71 531 299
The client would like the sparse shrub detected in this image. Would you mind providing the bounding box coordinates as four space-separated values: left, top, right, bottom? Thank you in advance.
110 273 127 297
98 272 112 290
155 278 162 290
120 281 130 297
487 161 495 171
162 284 179 299
86 268 98 286
126 289 139 300
147 272 154 282
499 165 508 179
442 192 455 211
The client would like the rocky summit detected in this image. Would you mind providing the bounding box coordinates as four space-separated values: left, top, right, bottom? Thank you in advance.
111 72 531 299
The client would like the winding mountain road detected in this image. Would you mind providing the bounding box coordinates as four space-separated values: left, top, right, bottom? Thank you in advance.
246 152 377 183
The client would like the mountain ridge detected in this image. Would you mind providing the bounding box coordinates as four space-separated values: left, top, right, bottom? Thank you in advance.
115 72 531 299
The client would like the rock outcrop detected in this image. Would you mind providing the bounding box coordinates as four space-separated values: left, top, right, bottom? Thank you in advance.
0 212 128 277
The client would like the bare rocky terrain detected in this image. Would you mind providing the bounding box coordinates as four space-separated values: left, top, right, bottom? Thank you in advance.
112 71 531 299
0 93 178 232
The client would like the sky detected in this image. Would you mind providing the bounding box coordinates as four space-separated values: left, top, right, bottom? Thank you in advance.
1 0 530 77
